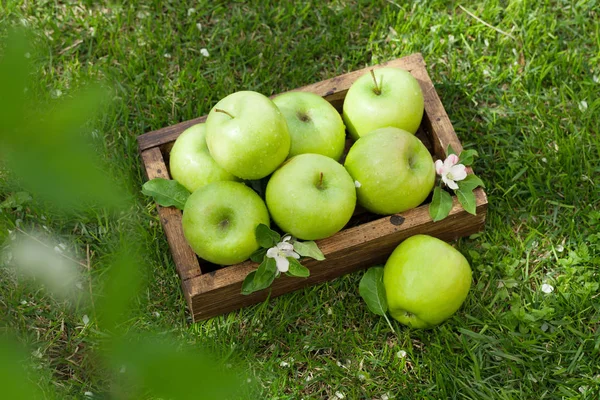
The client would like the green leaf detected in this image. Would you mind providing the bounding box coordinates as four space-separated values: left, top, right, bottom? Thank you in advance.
292 240 325 260
429 187 453 222
141 178 190 210
0 191 31 210
0 336 46 399
359 267 388 316
95 244 142 333
458 149 478 166
456 187 477 215
241 271 258 295
446 144 457 156
110 334 245 400
249 247 268 263
255 224 280 249
359 267 396 333
0 30 124 214
457 174 485 191
241 257 277 295
255 257 277 284
287 258 310 278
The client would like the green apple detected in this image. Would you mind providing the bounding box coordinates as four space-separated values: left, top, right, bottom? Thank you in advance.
206 91 290 180
342 67 424 140
344 127 435 215
383 234 472 329
265 153 356 240
272 91 346 160
169 123 238 192
182 181 270 265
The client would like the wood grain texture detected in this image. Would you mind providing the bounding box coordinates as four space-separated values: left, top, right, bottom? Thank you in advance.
185 188 487 321
136 54 426 151
410 64 462 159
136 53 489 322
141 148 202 288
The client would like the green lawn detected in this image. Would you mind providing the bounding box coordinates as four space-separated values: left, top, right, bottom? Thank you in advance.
1 0 599 399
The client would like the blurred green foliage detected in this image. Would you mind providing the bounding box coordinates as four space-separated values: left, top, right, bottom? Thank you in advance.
0 29 124 214
0 28 245 400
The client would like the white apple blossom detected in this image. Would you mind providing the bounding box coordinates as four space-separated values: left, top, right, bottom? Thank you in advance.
541 283 554 294
266 235 300 273
435 154 467 190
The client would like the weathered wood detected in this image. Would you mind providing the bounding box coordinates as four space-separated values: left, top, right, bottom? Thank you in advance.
136 54 426 151
140 148 202 286
184 188 487 321
137 53 489 322
410 64 462 159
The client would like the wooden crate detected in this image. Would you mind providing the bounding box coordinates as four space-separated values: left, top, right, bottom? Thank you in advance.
137 53 488 322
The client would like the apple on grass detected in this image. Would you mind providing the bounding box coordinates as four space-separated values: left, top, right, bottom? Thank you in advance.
343 67 424 140
344 127 435 215
182 181 270 266
272 91 346 160
169 123 238 193
265 153 356 240
206 90 290 180
383 234 472 329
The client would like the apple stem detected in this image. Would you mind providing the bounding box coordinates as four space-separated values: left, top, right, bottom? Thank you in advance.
318 172 324 188
370 69 381 95
215 108 235 119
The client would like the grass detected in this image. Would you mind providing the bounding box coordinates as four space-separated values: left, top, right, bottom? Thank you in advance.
1 0 599 398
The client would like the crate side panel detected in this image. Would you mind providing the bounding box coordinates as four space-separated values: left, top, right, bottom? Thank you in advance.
187 196 487 321
138 116 208 153
410 65 463 160
141 148 202 282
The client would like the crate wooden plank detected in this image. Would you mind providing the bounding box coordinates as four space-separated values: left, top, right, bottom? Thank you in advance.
183 189 487 321
410 64 463 159
141 147 202 285
137 52 488 322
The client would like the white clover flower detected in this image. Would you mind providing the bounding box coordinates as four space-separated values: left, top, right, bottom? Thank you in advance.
266 235 300 273
541 283 554 294
200 48 209 57
435 154 467 190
